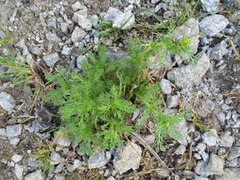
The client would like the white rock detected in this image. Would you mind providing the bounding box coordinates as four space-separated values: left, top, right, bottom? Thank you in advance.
88 150 109 168
50 151 64 165
205 153 224 176
56 134 71 147
174 119 188 145
0 91 16 114
114 142 142 174
175 145 186 155
220 131 234 147
202 129 218 147
24 170 44 180
43 53 59 67
12 154 23 163
6 124 22 138
201 0 220 13
74 13 92 31
166 95 179 108
167 52 211 89
113 11 135 30
71 27 86 43
215 168 240 180
72 2 87 13
46 33 62 42
160 79 172 94
14 164 24 180
199 15 229 36
10 138 20 146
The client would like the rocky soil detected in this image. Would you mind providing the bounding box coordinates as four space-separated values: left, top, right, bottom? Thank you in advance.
0 0 240 180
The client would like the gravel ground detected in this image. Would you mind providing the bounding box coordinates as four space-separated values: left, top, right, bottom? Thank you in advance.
0 0 240 179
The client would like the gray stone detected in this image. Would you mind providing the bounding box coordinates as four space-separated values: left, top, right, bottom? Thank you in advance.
50 151 64 165
160 79 172 94
175 144 186 155
46 33 62 43
216 112 225 125
195 160 207 176
201 152 209 162
0 30 6 39
60 22 69 33
202 129 218 147
113 11 135 30
166 95 179 108
88 150 109 168
14 164 24 180
61 46 73 56
12 154 23 163
227 147 240 161
0 91 16 114
47 17 57 28
0 128 6 137
76 55 87 69
167 52 210 89
201 0 221 13
127 0 141 5
196 143 206 155
210 40 228 60
73 12 92 31
220 131 234 147
43 53 59 67
114 142 142 174
199 15 229 36
151 0 160 3
205 153 224 176
56 134 71 147
30 45 43 55
71 27 86 43
215 168 240 180
24 170 44 180
16 39 29 56
72 2 87 13
174 119 188 145
10 137 20 146
6 124 22 138
173 18 199 54
104 7 122 22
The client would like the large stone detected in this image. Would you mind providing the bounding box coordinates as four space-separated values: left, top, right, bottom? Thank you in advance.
50 151 64 165
160 79 172 94
114 142 142 174
173 18 199 54
167 52 211 89
0 91 16 114
227 147 240 161
174 119 188 145
88 150 110 168
199 15 229 36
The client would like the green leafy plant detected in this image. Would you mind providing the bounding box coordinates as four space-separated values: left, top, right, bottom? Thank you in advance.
45 43 184 155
